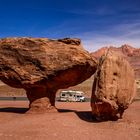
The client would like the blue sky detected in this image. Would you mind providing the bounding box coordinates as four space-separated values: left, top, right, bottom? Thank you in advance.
0 0 140 51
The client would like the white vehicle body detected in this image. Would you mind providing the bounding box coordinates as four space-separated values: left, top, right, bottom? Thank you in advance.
59 90 85 102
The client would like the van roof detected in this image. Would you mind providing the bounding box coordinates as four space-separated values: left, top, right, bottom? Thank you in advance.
61 90 84 94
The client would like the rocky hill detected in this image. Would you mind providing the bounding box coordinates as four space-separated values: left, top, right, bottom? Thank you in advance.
91 44 140 79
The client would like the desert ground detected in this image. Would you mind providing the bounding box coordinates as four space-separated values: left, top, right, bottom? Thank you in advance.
0 80 140 140
0 101 139 140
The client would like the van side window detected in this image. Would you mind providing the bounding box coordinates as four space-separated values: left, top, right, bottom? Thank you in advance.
62 93 65 96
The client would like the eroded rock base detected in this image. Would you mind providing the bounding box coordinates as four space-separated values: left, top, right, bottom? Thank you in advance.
26 87 57 113
91 102 124 121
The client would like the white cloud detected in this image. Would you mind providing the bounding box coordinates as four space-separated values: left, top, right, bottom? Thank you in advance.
78 22 140 52
82 36 140 52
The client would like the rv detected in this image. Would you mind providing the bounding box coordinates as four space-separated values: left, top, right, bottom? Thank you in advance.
59 90 85 102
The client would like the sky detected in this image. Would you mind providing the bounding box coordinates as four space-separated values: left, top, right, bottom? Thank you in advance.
0 0 140 52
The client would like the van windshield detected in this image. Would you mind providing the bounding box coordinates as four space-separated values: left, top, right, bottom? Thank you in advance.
76 95 82 98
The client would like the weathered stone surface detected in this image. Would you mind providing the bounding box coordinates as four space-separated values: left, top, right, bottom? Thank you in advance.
91 50 136 120
0 37 97 112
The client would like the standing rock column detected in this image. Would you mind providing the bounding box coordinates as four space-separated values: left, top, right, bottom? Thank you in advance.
0 37 97 113
91 50 136 120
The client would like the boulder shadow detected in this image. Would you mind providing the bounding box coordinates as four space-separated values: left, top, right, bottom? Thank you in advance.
75 111 99 123
76 111 120 122
57 108 76 113
0 107 29 114
57 108 101 123
75 111 120 122
57 108 100 123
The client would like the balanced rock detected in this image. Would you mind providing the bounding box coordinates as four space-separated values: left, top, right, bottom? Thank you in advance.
91 50 136 120
0 37 97 112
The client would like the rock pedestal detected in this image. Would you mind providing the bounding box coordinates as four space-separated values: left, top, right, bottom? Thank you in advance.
0 37 97 113
26 87 57 113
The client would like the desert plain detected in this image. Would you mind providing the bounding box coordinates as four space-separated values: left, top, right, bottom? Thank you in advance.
0 80 140 140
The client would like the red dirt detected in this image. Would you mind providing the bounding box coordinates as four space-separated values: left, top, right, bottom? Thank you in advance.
0 101 139 140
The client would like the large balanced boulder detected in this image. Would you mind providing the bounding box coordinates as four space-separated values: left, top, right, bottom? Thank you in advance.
91 50 136 120
0 37 97 113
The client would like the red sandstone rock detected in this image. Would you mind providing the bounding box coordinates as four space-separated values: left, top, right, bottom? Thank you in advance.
0 37 97 113
91 44 140 58
91 45 140 79
91 50 136 120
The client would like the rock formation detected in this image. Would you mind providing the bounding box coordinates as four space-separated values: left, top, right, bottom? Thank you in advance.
91 44 140 59
91 44 140 79
91 50 136 120
0 37 97 113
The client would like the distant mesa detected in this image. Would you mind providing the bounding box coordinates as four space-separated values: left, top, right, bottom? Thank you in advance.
0 37 97 113
91 44 140 58
91 44 140 79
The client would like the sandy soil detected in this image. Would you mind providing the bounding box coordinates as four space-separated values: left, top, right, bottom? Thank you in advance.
0 101 139 140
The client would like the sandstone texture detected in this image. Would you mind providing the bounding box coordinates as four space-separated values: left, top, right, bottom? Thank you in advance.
91 50 136 120
0 37 97 112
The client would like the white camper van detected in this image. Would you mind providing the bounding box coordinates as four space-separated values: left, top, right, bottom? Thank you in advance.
59 90 85 102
